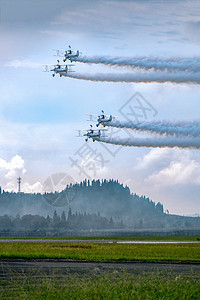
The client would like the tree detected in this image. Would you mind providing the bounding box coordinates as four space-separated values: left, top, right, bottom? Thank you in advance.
109 217 114 227
0 215 12 231
61 211 66 222
68 208 72 220
156 202 164 214
53 210 60 222
46 215 51 224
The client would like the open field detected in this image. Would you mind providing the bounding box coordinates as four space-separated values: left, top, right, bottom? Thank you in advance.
0 270 199 299
0 240 199 298
0 242 199 262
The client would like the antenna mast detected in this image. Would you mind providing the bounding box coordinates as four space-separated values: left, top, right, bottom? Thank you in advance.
17 177 21 193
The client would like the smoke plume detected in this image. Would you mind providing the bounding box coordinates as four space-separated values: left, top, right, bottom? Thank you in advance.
97 136 200 149
65 71 200 84
105 120 200 137
76 55 200 72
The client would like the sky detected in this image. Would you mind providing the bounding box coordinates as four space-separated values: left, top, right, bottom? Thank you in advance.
0 0 200 215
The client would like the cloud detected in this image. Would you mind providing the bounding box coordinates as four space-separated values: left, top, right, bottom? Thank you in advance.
22 182 43 193
51 1 149 36
0 154 44 193
136 148 173 169
134 148 200 187
145 153 200 187
70 153 109 179
184 21 200 44
5 59 41 69
0 155 26 179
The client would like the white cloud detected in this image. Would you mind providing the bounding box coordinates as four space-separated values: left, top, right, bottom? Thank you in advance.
134 148 200 188
0 155 45 193
0 155 26 179
5 59 41 69
145 154 200 187
136 148 171 169
22 182 43 193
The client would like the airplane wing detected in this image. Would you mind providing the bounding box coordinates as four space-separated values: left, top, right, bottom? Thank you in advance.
75 129 89 136
52 49 65 56
86 114 98 122
75 130 84 137
42 65 52 72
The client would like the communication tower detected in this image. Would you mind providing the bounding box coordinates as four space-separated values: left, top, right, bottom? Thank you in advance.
17 177 21 193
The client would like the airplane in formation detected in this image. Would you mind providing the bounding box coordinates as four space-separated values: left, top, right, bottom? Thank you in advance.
76 125 108 142
53 45 81 62
87 110 116 127
43 60 75 77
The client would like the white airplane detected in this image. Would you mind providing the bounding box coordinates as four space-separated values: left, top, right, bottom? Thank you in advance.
76 125 107 142
43 60 75 77
87 110 116 127
53 45 80 62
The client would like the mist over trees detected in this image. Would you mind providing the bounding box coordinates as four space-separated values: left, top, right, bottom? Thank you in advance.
0 209 123 236
0 179 164 221
0 179 199 235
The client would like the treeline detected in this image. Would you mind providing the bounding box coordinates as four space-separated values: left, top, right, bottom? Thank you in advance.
0 179 199 232
0 179 164 223
0 209 124 235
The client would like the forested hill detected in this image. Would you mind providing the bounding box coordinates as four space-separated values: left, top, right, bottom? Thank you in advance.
57 179 164 223
0 179 163 223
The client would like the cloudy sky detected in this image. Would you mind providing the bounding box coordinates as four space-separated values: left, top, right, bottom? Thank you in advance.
1 0 200 215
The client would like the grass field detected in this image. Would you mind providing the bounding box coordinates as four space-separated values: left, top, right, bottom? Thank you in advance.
0 239 199 298
0 242 199 262
0 271 199 299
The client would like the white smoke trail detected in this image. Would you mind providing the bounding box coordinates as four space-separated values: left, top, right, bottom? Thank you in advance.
76 55 200 72
96 136 200 149
105 120 200 137
65 71 200 84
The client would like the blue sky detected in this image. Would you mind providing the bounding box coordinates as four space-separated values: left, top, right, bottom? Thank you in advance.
1 0 200 215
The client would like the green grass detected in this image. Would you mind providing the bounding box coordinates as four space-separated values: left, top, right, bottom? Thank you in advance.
0 236 199 241
0 271 199 299
0 242 199 262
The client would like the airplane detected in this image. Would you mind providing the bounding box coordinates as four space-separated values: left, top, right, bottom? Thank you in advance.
76 125 108 142
87 110 116 127
43 60 75 77
63 45 80 62
53 45 80 62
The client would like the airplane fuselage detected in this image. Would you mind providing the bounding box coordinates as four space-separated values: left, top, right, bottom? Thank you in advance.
83 130 100 141
63 51 79 62
96 115 112 127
